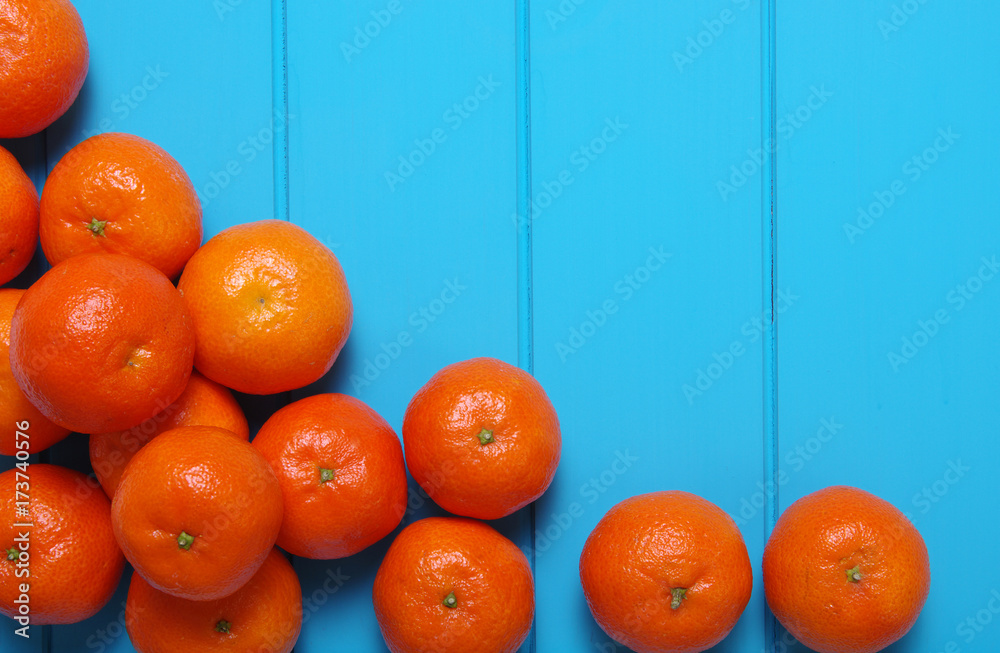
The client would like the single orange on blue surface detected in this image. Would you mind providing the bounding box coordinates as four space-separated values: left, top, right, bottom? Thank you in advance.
763 485 930 653
373 517 534 653
580 491 753 653
402 357 561 520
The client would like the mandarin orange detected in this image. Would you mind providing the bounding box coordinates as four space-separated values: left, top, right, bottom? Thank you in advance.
177 220 352 395
579 491 753 653
9 253 195 433
40 133 203 279
402 357 561 520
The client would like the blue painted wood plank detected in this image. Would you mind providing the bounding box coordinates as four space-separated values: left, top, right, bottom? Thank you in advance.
529 1 768 651
285 2 522 651
12 1 277 651
775 2 1000 652
44 0 278 241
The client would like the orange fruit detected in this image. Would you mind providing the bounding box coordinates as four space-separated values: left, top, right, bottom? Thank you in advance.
111 425 283 601
39 133 203 280
0 464 124 624
89 371 249 498
0 145 39 285
402 357 561 520
0 0 88 138
373 517 534 653
125 548 302 653
763 485 930 653
177 220 352 395
8 253 195 433
1 289 70 456
579 491 753 653
252 393 407 559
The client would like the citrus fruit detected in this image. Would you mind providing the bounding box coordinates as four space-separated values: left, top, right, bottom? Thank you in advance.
0 0 88 138
39 133 203 279
0 145 39 285
373 517 534 653
8 253 195 433
1 289 70 456
252 393 407 559
90 370 249 497
125 548 302 653
402 357 561 520
763 485 930 653
112 425 283 601
177 219 352 395
0 464 124 624
579 491 753 653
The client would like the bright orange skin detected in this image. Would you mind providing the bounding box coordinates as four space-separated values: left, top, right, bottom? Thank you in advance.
0 0 88 138
0 465 124 624
8 253 195 433
373 517 534 653
90 371 249 498
177 220 352 395
0 289 70 455
763 486 930 653
40 133 203 280
112 426 283 601
579 491 754 653
125 548 302 653
402 357 561 520
0 145 38 285
252 393 407 559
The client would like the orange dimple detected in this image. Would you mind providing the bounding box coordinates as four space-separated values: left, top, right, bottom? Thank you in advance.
763 486 930 653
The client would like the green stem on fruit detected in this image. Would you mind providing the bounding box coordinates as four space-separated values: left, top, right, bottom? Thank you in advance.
670 588 687 610
177 531 195 550
846 565 863 583
215 620 231 634
87 218 107 237
5 547 18 562
319 467 336 483
442 592 458 609
475 428 495 445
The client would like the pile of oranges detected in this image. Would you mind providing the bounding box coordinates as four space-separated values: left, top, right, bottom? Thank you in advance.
2 2 932 653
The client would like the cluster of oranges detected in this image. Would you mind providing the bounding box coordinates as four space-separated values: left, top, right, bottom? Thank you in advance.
2 2 933 653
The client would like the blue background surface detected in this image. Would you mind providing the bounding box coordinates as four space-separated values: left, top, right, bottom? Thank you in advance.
2 1 998 651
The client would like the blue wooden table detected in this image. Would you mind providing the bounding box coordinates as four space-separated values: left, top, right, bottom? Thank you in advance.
3 1 998 652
